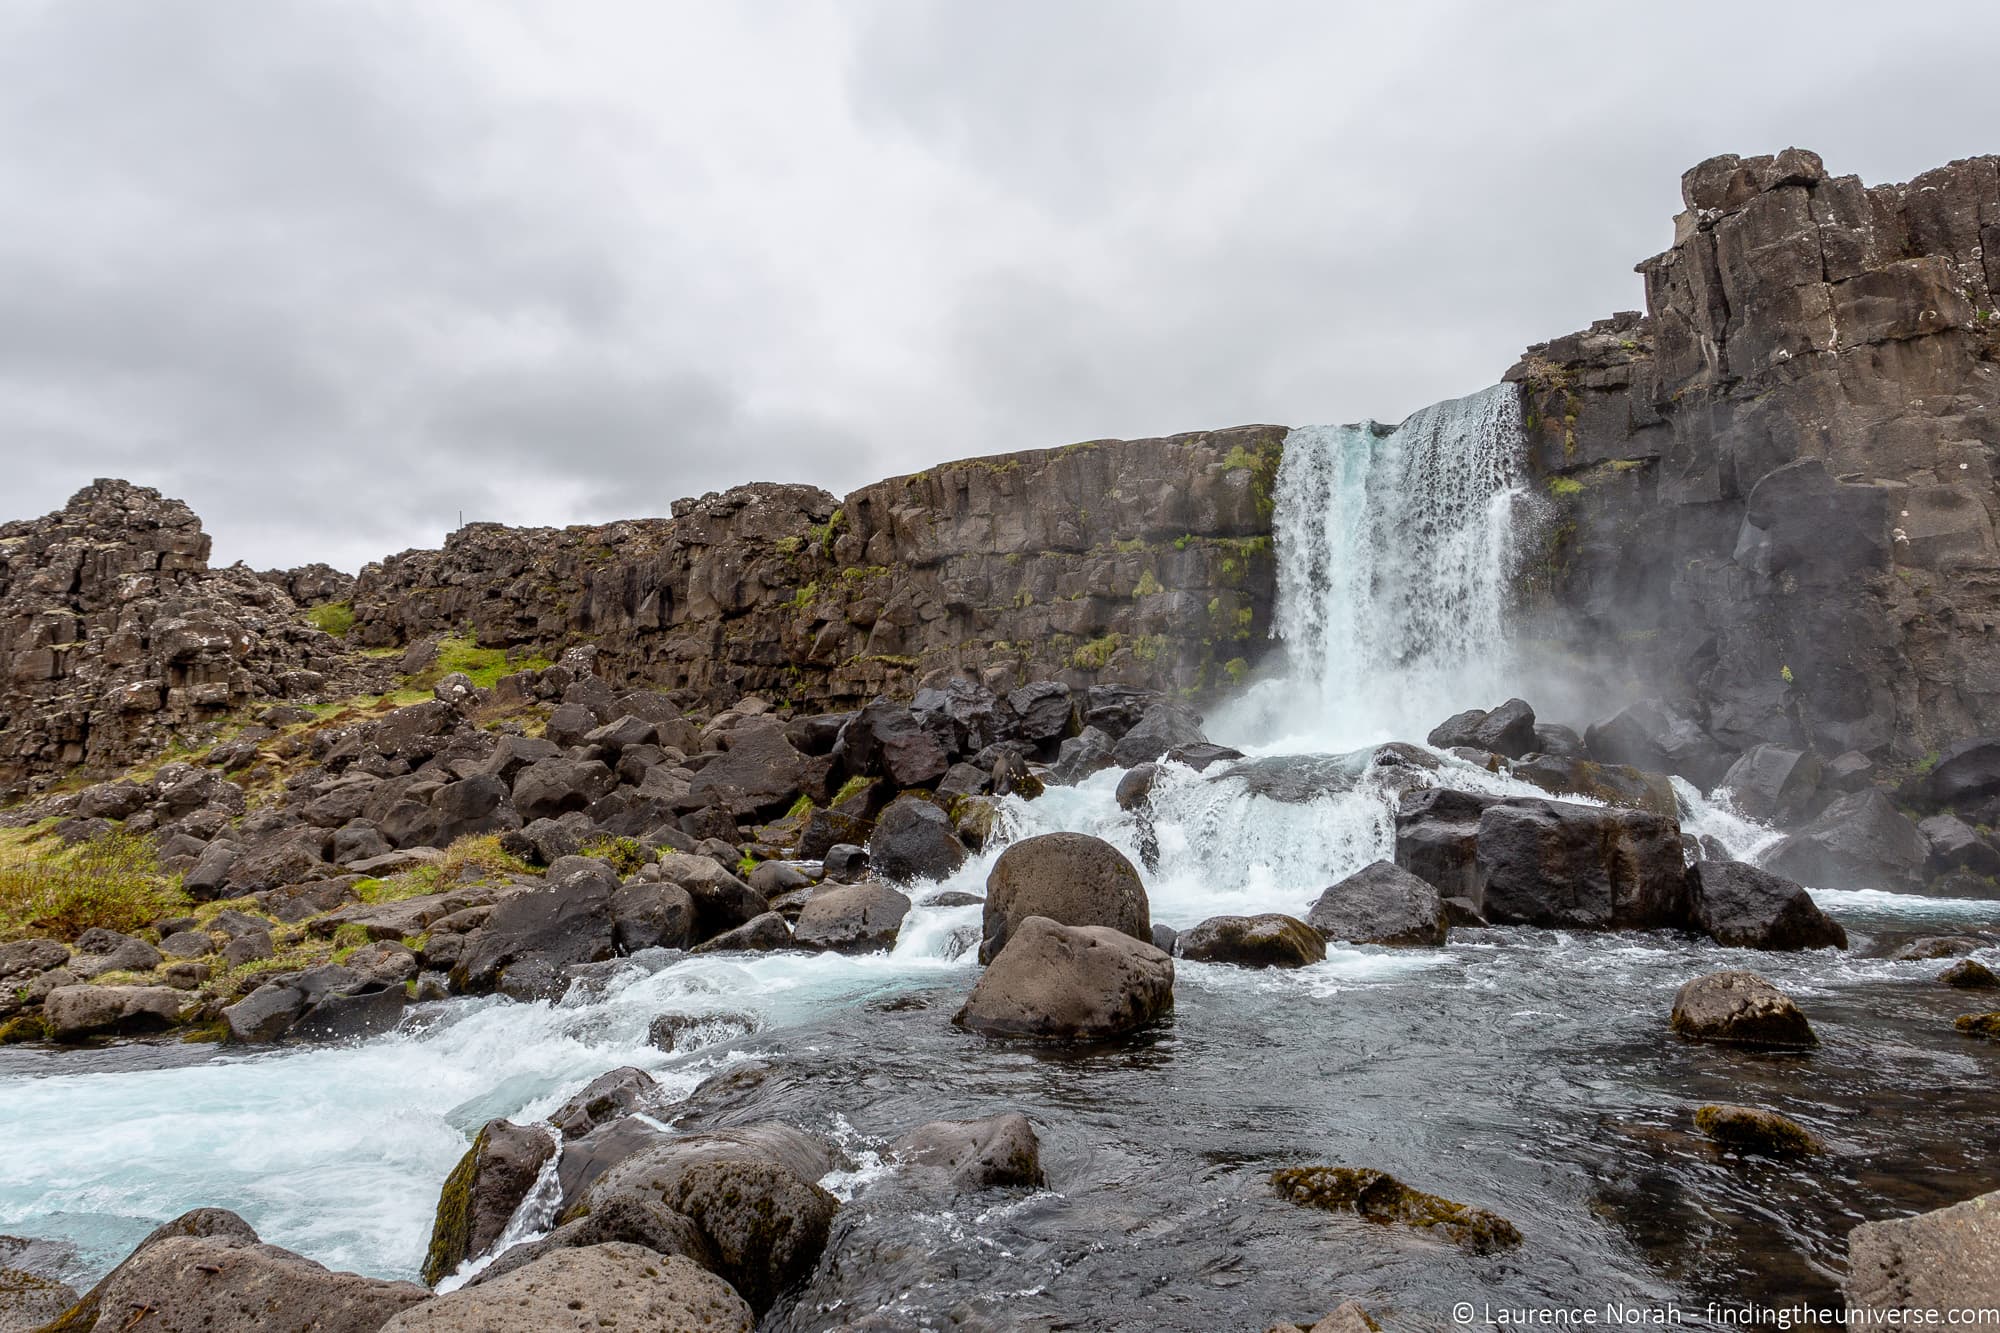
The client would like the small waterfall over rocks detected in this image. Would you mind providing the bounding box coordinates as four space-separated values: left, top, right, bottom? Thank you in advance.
1228 382 1529 750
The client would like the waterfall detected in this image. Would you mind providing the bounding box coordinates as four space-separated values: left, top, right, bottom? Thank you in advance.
1227 383 1528 750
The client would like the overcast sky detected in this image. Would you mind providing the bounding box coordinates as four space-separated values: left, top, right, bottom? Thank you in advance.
4 1 1995 571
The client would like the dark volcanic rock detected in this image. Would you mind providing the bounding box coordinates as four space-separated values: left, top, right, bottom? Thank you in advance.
1690 860 1848 950
1763 789 1930 892
868 795 967 884
421 1118 557 1285
453 873 617 999
1585 699 1734 790
955 916 1174 1042
1427 698 1538 759
689 911 792 954
981 831 1151 963
1177 913 1325 968
835 699 950 789
1307 861 1449 947
1716 744 1823 825
793 882 912 954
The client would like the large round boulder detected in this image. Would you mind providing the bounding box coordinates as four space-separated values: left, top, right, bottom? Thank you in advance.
1177 914 1325 968
1669 970 1818 1048
980 832 1150 964
868 796 967 884
1306 861 1449 947
85 1233 427 1333
792 883 911 954
955 916 1173 1042
384 1245 751 1332
1689 860 1847 950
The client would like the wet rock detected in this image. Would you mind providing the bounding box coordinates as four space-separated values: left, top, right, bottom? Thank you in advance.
1307 861 1449 947
821 844 869 883
981 831 1150 963
609 880 695 953
1953 1012 2000 1039
1919 813 2000 877
1584 698 1734 789
42 1207 259 1330
1441 896 1487 928
1763 790 1929 893
1427 698 1538 759
1693 1104 1825 1156
86 1233 427 1333
1114 762 1156 812
1669 971 1817 1048
1270 1166 1521 1253
867 795 967 884
550 1068 657 1141
689 912 792 954
1716 744 1823 825
452 873 617 999
798 809 873 862
387 1245 751 1332
1050 726 1116 786
577 1126 839 1314
893 1112 1044 1189
42 985 185 1041
1846 1188 2000 1315
1941 959 2000 989
657 853 767 942
955 916 1173 1042
223 982 308 1043
1150 922 1178 953
421 1118 557 1286
1926 738 2000 813
647 1011 759 1053
1689 860 1847 950
1177 914 1325 968
1894 936 1986 961
1111 700 1207 768
793 883 911 954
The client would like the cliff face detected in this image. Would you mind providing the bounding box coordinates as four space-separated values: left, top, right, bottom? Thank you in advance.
348 425 1282 710
0 480 379 795
1513 150 2000 761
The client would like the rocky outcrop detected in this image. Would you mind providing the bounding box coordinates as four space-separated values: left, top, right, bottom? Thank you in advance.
0 480 384 796
1513 149 2000 769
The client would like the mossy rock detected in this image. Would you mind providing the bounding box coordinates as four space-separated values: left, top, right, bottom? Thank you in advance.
1270 1166 1521 1253
1693 1103 1825 1157
1954 1011 2000 1039
0 1014 45 1044
422 1131 485 1286
1941 959 2000 989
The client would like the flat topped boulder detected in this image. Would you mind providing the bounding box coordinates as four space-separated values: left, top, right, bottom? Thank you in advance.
981 831 1150 963
956 916 1173 1042
1178 913 1325 968
384 1245 752 1332
1690 859 1847 950
1307 861 1448 947
793 882 911 954
1670 970 1818 1048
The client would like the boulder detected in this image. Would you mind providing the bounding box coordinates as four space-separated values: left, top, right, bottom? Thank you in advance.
981 831 1150 963
42 1208 260 1331
1716 744 1823 825
609 881 695 953
833 699 950 788
867 796 967 884
1927 738 2000 812
1270 1166 1520 1254
1693 1104 1825 1156
0 939 69 984
577 1126 839 1314
465 1196 717 1288
510 758 615 823
1007 682 1078 751
1584 698 1734 789
685 718 810 820
647 1011 760 1053
42 985 185 1041
1049 726 1116 785
1669 971 1817 1047
1763 789 1930 892
1115 763 1158 812
1919 813 2000 877
893 1113 1044 1189
428 774 520 846
68 928 162 980
385 1245 751 1332
786 711 854 756
1110 700 1207 768
1941 959 2000 989
86 1234 427 1333
955 916 1174 1042
550 1068 657 1141
1306 861 1449 947
797 809 873 862
1847 1189 2000 1315
657 853 767 942
0 1265 76 1329
421 1119 557 1286
793 883 912 954
1177 914 1326 968
1427 698 1538 759
688 912 792 954
821 844 869 883
452 873 617 999
1689 860 1848 950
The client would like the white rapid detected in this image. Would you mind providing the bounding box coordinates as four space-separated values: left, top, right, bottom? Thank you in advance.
1222 382 1529 751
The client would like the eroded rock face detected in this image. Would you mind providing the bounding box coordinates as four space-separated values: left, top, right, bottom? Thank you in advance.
1512 150 2000 768
1847 1188 2000 1315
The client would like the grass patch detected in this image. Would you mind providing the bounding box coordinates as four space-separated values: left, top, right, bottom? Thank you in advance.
0 831 187 942
429 636 553 691
1069 634 1123 671
307 601 356 637
580 835 651 876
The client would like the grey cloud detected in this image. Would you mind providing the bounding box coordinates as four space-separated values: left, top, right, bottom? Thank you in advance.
0 0 1995 569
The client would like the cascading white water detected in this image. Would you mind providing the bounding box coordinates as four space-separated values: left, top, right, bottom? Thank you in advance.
1226 383 1528 750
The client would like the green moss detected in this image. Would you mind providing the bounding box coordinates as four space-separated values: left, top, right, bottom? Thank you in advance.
1133 569 1163 597
831 775 873 806
1131 634 1166 665
736 852 760 878
1069 634 1123 671
1548 476 1584 498
1113 537 1149 554
581 835 651 876
422 1131 485 1285
429 635 552 690
785 794 815 820
773 535 803 557
1271 1166 1521 1254
331 922 374 951
811 508 846 553
1224 656 1250 684
307 601 355 637
1692 1104 1824 1157
1954 1011 2000 1039
0 1014 46 1044
787 581 819 612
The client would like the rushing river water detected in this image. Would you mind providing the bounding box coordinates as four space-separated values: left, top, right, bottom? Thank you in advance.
4 388 1997 1329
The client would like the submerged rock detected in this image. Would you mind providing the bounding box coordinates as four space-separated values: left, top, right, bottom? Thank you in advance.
981 831 1150 963
1942 959 2000 989
1178 913 1326 968
1669 971 1817 1048
1269 1166 1521 1253
421 1119 556 1286
955 916 1173 1042
1267 1301 1382 1333
1953 1012 2000 1039
385 1245 751 1333
1847 1188 2000 1314
1307 861 1449 947
1689 860 1847 950
893 1112 1045 1189
1693 1104 1825 1157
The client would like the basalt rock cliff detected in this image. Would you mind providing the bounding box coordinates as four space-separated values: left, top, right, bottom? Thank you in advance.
1513 148 2000 762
